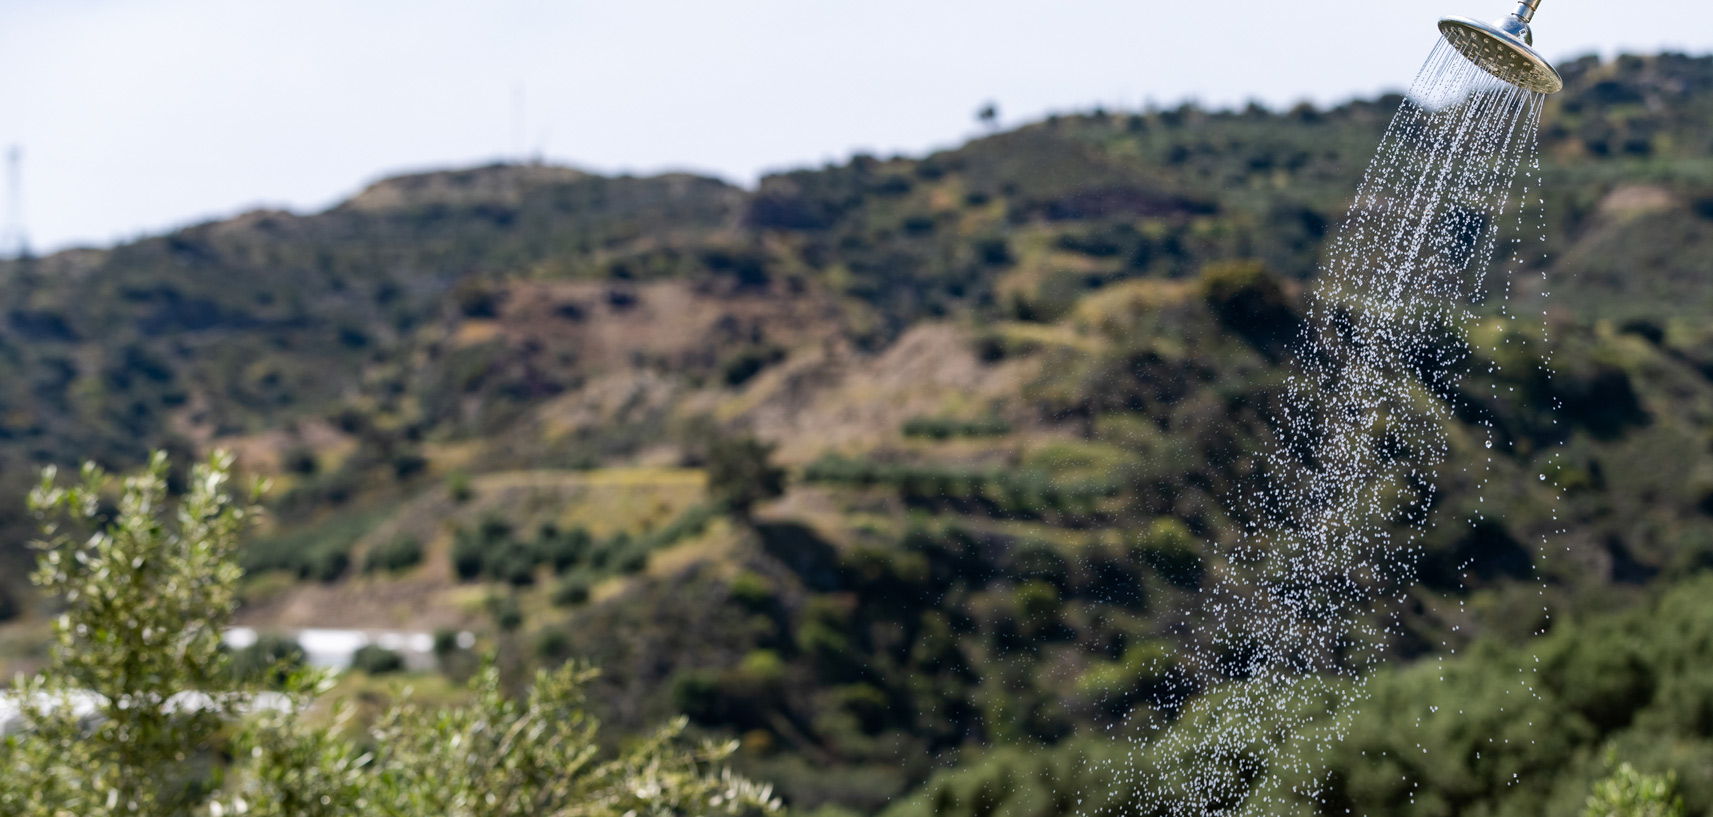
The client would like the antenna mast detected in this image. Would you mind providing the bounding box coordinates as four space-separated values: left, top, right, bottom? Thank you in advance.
3 146 24 258
512 84 526 164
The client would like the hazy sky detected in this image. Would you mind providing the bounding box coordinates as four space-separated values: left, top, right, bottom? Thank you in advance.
3 0 1710 254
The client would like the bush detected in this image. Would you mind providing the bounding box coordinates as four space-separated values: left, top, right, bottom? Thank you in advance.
1137 518 1204 589
447 469 474 503
542 525 592 573
1199 260 1301 359
671 670 723 723
452 279 503 318
242 506 386 582
1 451 259 814
488 593 524 631
363 535 423 574
706 435 786 519
451 516 517 582
617 549 649 575
729 571 776 610
231 633 306 686
1 453 785 817
351 645 405 675
1586 760 1685 817
552 576 591 607
721 345 787 387
451 530 486 581
282 446 318 475
534 629 571 661
901 416 1013 439
432 628 478 682
432 628 463 655
305 548 350 583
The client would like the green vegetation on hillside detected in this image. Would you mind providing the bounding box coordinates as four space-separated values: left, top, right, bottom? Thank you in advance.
883 574 1713 817
0 453 782 817
3 52 1713 816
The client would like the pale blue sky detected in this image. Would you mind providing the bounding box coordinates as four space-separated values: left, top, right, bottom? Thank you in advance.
2 0 1709 253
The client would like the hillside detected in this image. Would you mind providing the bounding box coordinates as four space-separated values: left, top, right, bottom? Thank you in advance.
4 51 1713 815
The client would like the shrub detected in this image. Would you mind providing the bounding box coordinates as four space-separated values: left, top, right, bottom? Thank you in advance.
542 525 592 572
488 593 523 631
451 516 520 582
242 506 385 581
618 551 649 575
671 670 723 723
0 451 786 817
390 452 428 480
432 628 462 655
901 416 1013 439
552 576 591 607
0 451 260 815
1199 260 1301 359
729 571 776 610
363 535 423 574
447 469 473 503
533 629 571 661
351 645 405 676
282 446 319 475
706 435 786 519
305 547 350 584
1586 760 1685 817
1137 518 1204 589
452 279 503 318
231 633 306 687
451 528 487 581
721 345 788 387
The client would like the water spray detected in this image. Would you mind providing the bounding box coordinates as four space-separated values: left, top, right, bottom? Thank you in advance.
1111 9 1561 814
1439 0 1563 93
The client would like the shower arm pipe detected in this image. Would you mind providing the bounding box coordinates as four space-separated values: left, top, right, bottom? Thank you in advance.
1512 0 1541 23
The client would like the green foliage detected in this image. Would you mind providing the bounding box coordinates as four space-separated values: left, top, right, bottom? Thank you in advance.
488 592 524 632
884 572 1713 817
900 415 1012 440
243 505 389 583
1198 260 1301 360
1586 759 1685 817
0 453 785 817
1318 574 1713 816
446 470 473 504
1 450 261 816
226 695 373 817
803 455 1120 521
722 344 788 387
361 663 780 817
362 534 423 574
728 571 776 610
1135 518 1204 589
350 645 405 676
232 633 307 688
452 507 710 588
7 54 1713 817
553 576 592 607
706 436 786 519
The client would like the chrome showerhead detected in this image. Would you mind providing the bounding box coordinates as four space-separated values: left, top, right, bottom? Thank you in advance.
1439 0 1563 93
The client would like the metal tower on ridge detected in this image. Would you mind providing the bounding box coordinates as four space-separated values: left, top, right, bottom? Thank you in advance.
3 146 25 259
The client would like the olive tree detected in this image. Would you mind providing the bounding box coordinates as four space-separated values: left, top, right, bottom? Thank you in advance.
1586 761 1685 817
1 451 260 816
2 452 784 817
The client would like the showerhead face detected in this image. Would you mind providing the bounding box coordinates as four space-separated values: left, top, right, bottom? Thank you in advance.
1438 14 1563 93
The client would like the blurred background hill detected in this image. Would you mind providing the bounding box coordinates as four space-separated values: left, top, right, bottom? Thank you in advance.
4 52 1713 816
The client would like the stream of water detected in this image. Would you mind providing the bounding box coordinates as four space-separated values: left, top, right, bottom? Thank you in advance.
1114 39 1549 816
